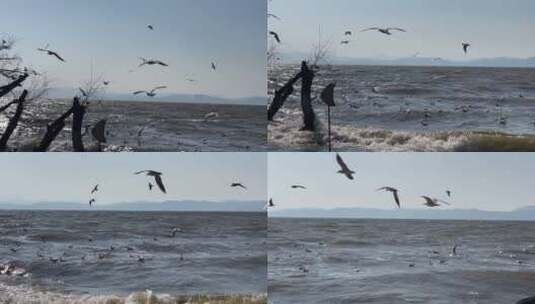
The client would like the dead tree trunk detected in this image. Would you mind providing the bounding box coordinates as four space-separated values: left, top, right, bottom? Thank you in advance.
0 90 27 151
71 98 86 152
33 105 75 152
0 74 28 99
300 61 316 131
267 71 304 121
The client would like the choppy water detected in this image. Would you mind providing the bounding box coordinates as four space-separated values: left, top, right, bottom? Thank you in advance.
0 210 266 302
0 99 266 152
269 65 535 151
269 218 535 304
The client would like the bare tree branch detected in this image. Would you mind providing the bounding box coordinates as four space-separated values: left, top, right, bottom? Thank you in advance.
0 90 28 151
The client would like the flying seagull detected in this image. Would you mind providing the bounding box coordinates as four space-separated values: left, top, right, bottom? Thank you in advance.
231 182 247 190
148 182 153 191
89 198 95 207
377 187 401 208
340 40 350 45
361 27 406 35
446 190 452 198
138 57 168 67
268 198 275 208
103 81 110 86
291 185 306 189
91 184 99 195
269 31 281 43
147 24 154 31
462 42 471 54
211 62 217 71
344 31 352 36
133 86 167 97
421 196 450 208
135 170 166 194
336 153 355 180
37 46 65 62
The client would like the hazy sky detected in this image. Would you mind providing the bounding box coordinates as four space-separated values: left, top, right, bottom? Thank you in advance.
0 153 266 206
269 0 535 61
3 0 266 98
269 153 535 212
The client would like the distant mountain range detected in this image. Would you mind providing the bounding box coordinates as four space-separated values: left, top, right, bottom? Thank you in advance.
46 87 267 106
280 52 535 68
271 206 535 221
0 200 265 212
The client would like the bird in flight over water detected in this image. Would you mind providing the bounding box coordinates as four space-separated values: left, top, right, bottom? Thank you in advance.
135 170 167 194
133 86 167 97
269 31 281 43
361 27 406 36
91 185 99 195
138 57 168 67
462 42 471 54
37 45 65 62
377 187 401 208
336 153 355 180
231 182 247 190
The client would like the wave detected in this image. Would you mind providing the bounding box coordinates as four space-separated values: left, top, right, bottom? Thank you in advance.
269 116 535 152
0 283 267 304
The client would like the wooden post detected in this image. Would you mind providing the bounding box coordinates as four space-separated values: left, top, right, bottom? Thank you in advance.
321 83 336 151
300 61 315 131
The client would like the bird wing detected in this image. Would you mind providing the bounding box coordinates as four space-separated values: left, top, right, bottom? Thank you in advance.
336 154 351 172
361 27 379 32
50 51 65 62
134 170 148 175
154 175 167 193
393 191 401 208
269 31 281 43
388 27 406 32
267 13 281 20
133 91 146 95
422 196 434 204
156 61 168 66
153 86 167 91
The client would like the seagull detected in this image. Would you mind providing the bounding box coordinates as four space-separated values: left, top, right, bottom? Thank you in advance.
204 112 219 121
91 184 99 195
133 86 167 97
421 196 450 208
147 24 154 31
377 187 401 208
103 81 110 86
211 62 217 71
37 46 65 62
340 40 350 45
336 153 355 180
138 57 168 67
89 198 95 207
231 182 247 190
268 198 275 208
135 170 166 194
171 227 182 237
148 182 153 191
462 42 471 54
361 27 406 35
269 31 281 43
344 31 352 36
446 190 452 198
291 185 306 189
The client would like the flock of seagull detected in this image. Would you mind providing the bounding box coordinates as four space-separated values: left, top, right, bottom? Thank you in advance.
87 170 249 207
268 153 453 209
34 24 218 99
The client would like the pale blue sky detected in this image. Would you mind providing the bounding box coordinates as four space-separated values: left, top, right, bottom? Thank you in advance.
3 0 266 98
269 153 535 212
269 0 535 61
0 153 266 205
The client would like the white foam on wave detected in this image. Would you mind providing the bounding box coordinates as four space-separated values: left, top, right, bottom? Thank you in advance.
268 108 469 152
